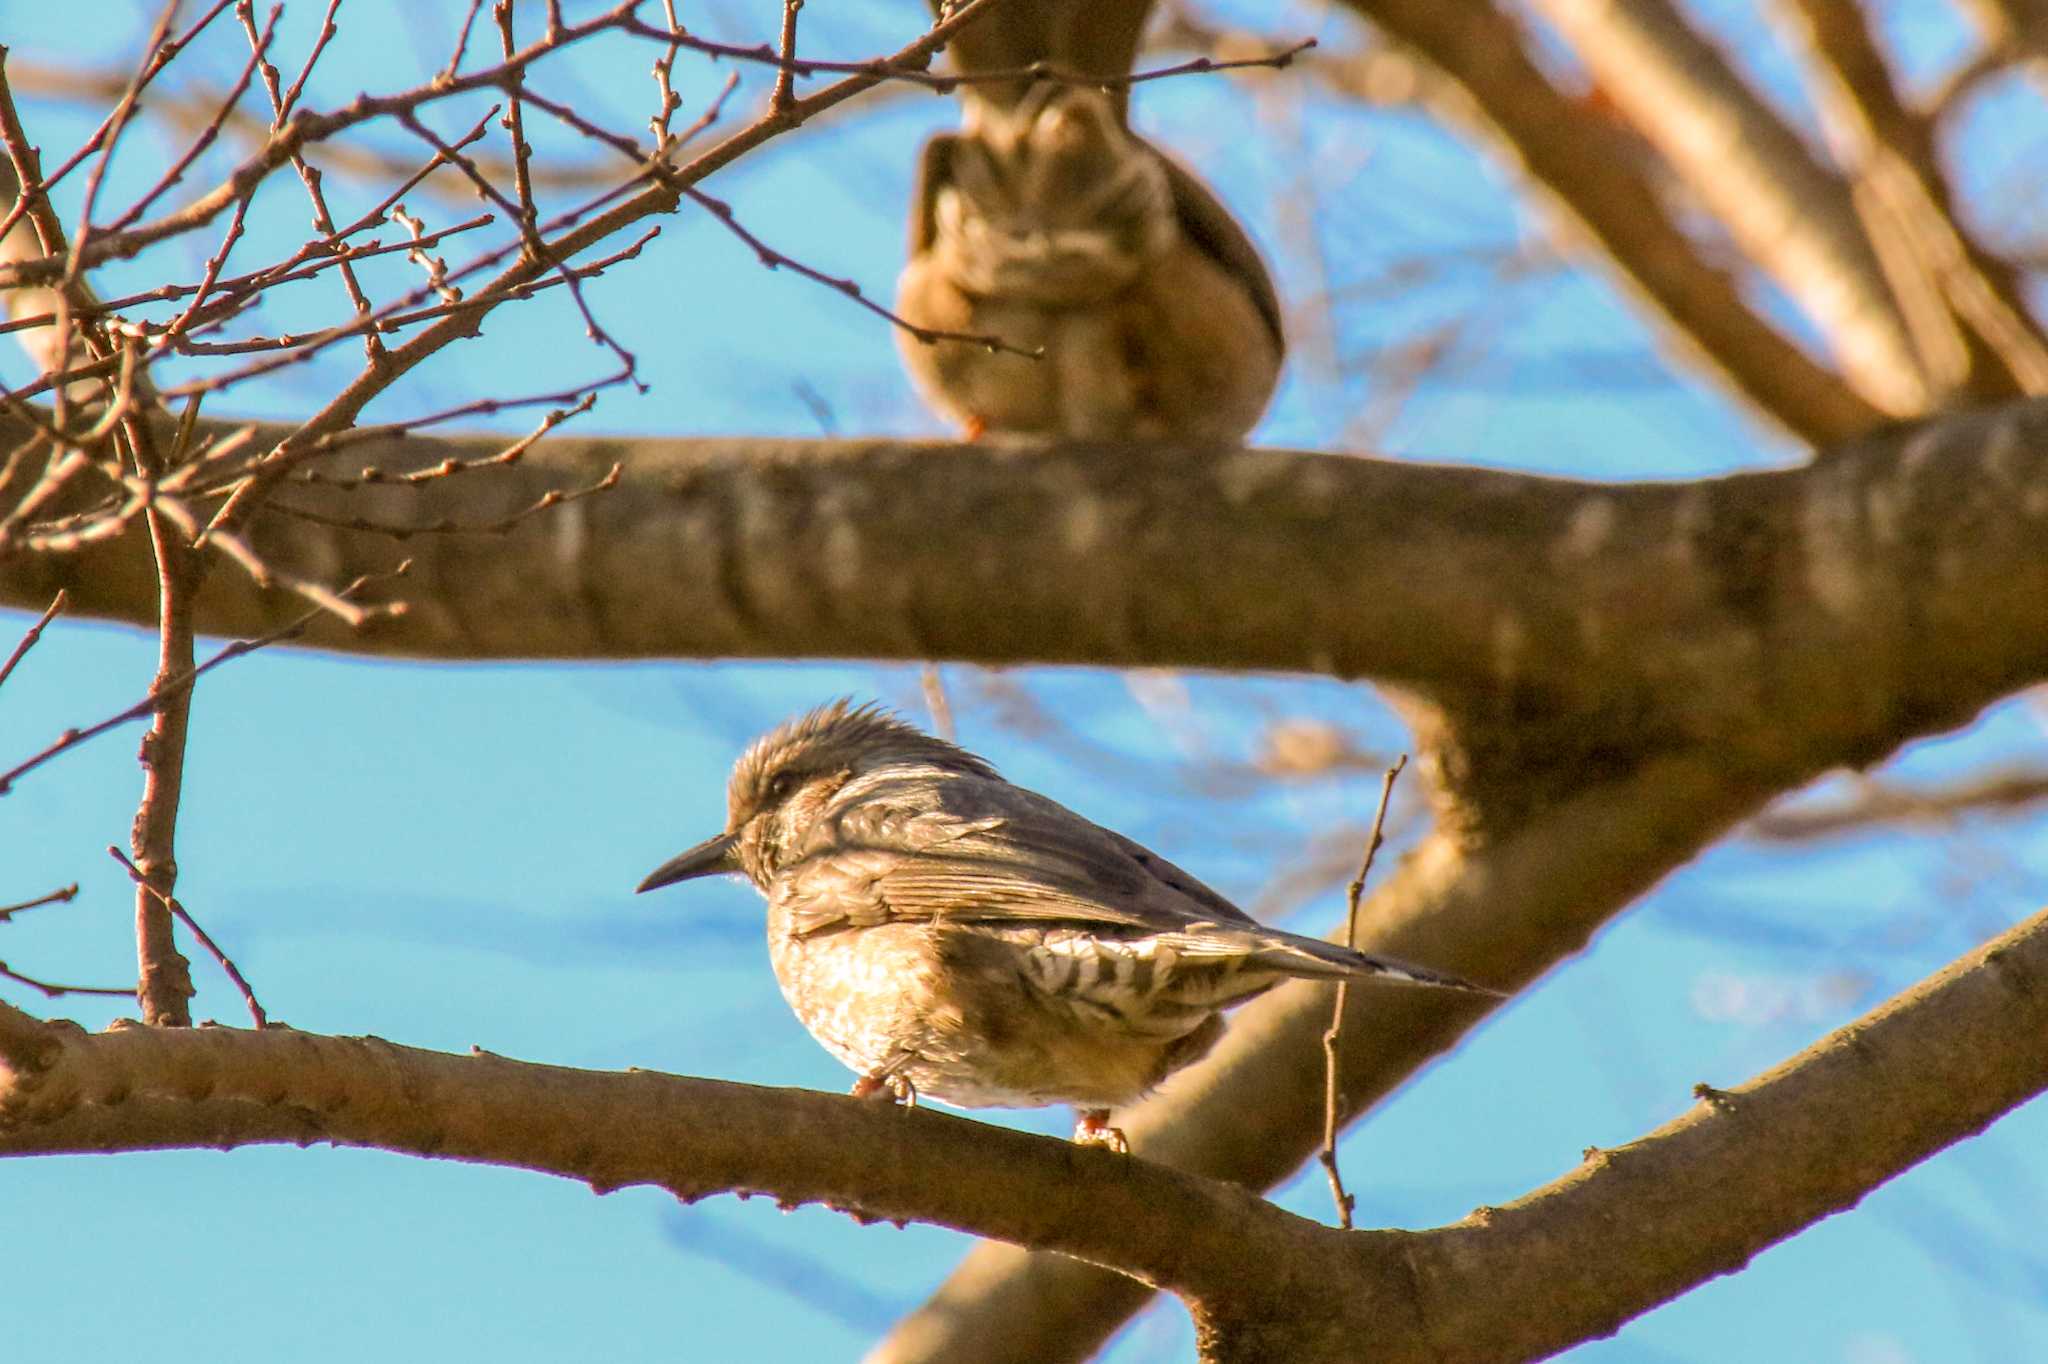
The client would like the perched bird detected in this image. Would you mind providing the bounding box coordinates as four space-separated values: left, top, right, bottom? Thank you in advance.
895 0 1282 440
637 701 1492 1150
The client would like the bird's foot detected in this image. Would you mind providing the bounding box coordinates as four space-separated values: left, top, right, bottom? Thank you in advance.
1072 1108 1129 1154
851 1072 918 1108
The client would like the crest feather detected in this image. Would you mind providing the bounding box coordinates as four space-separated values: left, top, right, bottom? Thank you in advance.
727 699 997 822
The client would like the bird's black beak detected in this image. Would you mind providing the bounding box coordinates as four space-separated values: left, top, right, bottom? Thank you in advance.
636 832 741 893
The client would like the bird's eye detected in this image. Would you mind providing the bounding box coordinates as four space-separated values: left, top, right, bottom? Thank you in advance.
766 771 799 802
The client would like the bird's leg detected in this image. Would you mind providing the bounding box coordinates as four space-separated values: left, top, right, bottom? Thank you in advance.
1072 1108 1129 1153
851 1071 919 1108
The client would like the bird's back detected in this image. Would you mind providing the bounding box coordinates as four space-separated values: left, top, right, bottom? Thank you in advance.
761 757 1482 1097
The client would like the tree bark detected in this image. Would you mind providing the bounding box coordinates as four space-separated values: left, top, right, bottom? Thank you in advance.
6 902 2044 1363
11 398 2048 1359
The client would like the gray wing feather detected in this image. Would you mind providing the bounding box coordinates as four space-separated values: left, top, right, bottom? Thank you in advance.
776 772 1496 996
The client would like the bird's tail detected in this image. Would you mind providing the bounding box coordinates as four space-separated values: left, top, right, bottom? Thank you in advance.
1192 924 1504 997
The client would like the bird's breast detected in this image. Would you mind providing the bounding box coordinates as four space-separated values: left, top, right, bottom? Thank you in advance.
766 915 937 1084
763 915 1236 1110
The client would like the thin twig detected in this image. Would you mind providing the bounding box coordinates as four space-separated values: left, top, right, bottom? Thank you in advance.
201 528 408 625
647 0 686 153
0 0 236 246
278 0 343 117
128 395 207 1027
610 16 1313 94
0 0 636 289
237 0 385 361
684 186 1037 357
771 0 805 113
0 565 408 796
0 589 66 691
108 846 267 1028
276 376 610 460
440 0 492 84
0 960 133 1000
0 883 78 922
270 454 618 540
494 0 540 249
1320 754 1408 1231
396 110 641 384
65 1 185 290
102 5 275 236
921 664 955 741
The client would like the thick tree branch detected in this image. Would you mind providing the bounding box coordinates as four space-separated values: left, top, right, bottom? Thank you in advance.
862 395 2048 1359
872 756 1762 1361
5 900 2044 1364
5 402 2046 728
1396 903 2048 1362
6 400 2048 1362
1204 902 2048 1362
0 999 1297 1303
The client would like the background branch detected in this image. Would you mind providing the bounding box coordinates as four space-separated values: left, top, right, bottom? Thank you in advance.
1512 0 1933 413
1327 0 1889 444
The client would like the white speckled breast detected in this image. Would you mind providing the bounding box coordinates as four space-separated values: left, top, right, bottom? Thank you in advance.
764 911 1226 1111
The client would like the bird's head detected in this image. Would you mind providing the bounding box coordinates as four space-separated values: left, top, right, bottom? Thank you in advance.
635 700 996 893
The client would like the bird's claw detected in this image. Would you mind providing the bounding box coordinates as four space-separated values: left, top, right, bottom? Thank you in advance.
852 1072 918 1108
1073 1108 1128 1153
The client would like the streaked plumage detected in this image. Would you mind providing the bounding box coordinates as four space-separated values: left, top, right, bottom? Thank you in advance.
896 80 1283 442
638 701 1491 1148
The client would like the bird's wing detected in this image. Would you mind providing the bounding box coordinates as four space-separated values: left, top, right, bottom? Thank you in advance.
774 774 1258 937
773 775 1498 996
907 133 959 256
1146 141 1285 353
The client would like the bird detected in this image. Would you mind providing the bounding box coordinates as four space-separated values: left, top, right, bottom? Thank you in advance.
636 700 1494 1151
895 1 1283 441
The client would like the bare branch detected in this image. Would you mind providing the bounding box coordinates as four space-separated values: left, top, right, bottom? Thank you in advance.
107 846 267 1029
770 0 805 113
0 962 133 1000
1326 0 1884 447
0 883 77 922
0 0 237 244
0 565 406 797
0 0 1020 292
0 587 63 690
6 903 2048 1364
234 0 385 362
1774 0 2048 396
128 413 205 1027
1318 754 1405 1230
1749 766 2048 841
1517 0 1933 415
685 186 1037 357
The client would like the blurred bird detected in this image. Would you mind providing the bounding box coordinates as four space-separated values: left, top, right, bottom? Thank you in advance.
895 1 1283 440
637 701 1493 1150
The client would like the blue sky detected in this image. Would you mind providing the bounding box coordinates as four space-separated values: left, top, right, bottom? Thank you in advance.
5 2 2047 1361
